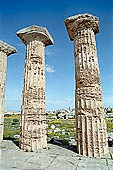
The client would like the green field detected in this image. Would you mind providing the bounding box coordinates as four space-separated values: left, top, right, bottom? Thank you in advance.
3 114 20 140
3 114 76 141
106 118 113 133
47 118 76 140
3 114 113 142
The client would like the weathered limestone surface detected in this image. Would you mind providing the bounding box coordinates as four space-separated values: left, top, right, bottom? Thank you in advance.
17 25 53 151
0 40 17 141
65 13 109 157
1 140 113 170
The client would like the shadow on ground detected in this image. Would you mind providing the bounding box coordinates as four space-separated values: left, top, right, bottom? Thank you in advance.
3 137 19 147
48 138 77 153
3 137 77 153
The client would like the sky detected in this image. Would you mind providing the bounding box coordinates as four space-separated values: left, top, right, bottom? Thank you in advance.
0 0 113 111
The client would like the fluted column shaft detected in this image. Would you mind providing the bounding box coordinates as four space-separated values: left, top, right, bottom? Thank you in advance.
20 40 46 151
0 52 7 141
17 25 53 151
65 13 109 157
74 28 108 157
0 41 17 141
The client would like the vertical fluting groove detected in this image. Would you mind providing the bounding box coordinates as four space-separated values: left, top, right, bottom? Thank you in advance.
80 115 82 154
81 115 87 156
100 118 104 155
88 117 92 157
93 117 96 157
102 119 105 154
77 115 81 154
85 116 89 156
96 117 100 157
91 117 94 157
95 118 98 157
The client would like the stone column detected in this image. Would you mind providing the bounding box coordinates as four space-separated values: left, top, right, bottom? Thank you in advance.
0 40 17 141
65 13 109 157
17 25 54 151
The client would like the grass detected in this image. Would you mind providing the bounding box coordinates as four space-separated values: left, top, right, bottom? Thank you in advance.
3 114 76 141
3 114 113 142
3 114 20 140
47 118 76 140
106 118 113 133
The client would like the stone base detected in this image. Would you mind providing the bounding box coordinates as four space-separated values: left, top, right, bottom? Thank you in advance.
20 136 47 152
0 140 113 170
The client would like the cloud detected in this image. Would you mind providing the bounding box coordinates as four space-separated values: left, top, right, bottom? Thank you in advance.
16 42 25 49
64 98 73 103
45 48 61 57
45 49 53 57
46 64 55 73
46 98 74 104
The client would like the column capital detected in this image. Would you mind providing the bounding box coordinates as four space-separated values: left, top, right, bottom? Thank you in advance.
16 25 54 46
0 40 17 56
65 13 99 41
